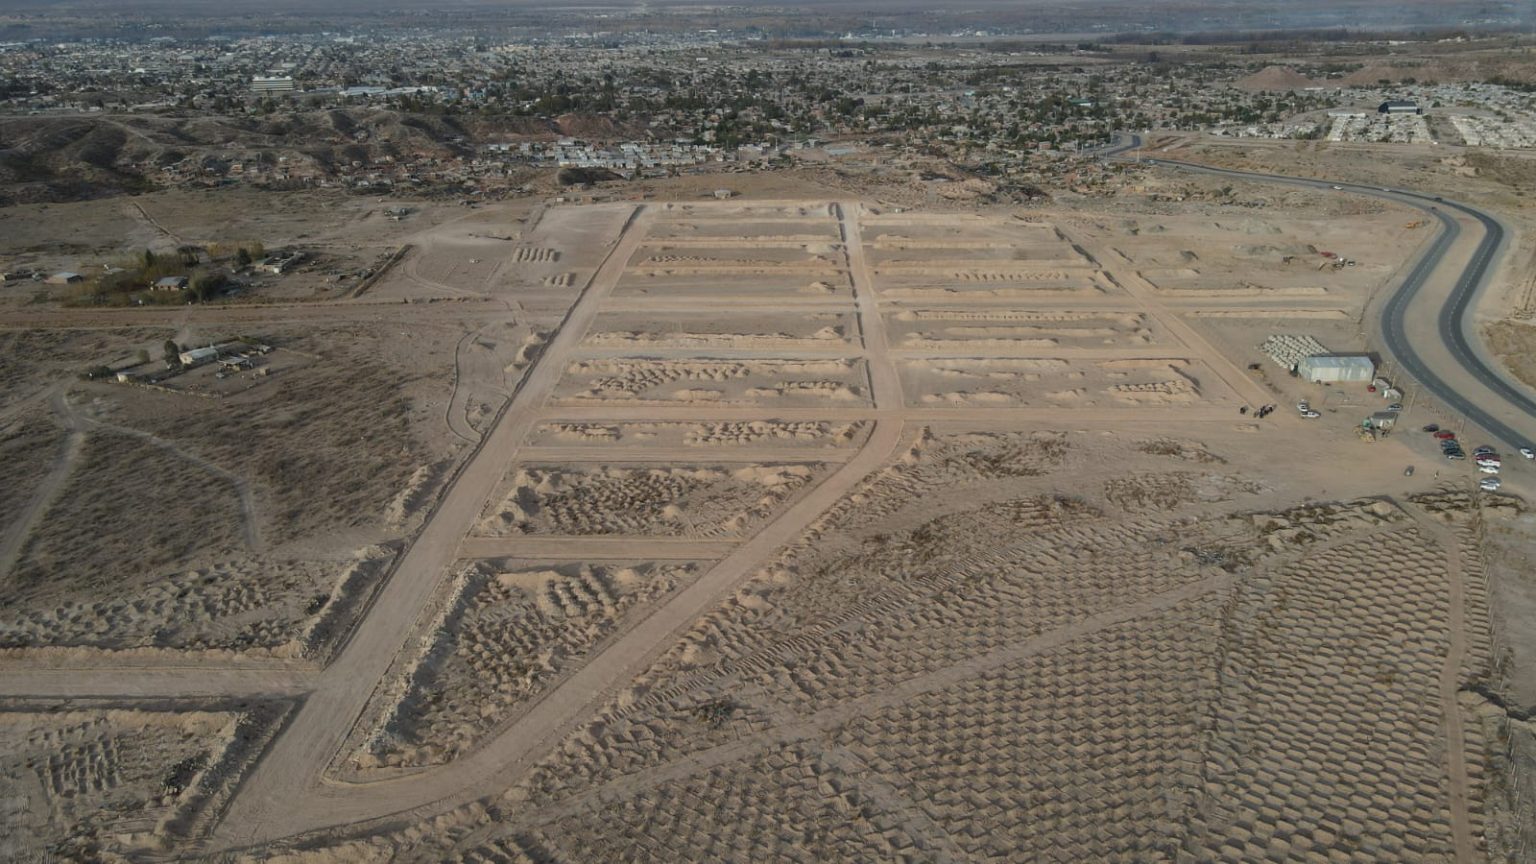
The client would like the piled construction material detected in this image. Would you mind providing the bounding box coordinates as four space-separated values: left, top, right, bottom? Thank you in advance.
1259 334 1330 370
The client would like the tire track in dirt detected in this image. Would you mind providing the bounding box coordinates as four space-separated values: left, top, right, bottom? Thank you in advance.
444 330 483 445
0 390 86 581
1403 504 1478 864
438 508 1420 857
123 199 182 246
466 571 1235 845
56 393 264 554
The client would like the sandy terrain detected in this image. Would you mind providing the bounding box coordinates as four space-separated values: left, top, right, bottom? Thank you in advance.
886 308 1166 351
476 463 830 538
0 701 290 860
553 357 870 407
1 550 394 656
526 419 868 449
352 561 699 771
582 309 855 352
901 355 1225 408
0 189 1527 863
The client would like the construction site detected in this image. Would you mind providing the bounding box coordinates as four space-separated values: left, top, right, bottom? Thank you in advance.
0 175 1532 864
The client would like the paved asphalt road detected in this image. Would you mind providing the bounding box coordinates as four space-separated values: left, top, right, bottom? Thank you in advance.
1098 133 1536 453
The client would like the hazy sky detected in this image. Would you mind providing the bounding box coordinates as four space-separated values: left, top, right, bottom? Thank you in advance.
0 0 1518 33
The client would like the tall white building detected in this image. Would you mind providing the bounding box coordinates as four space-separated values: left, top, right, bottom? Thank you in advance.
251 76 296 94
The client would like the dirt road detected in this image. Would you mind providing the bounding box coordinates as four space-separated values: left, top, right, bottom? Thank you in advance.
1406 508 1478 864
210 200 913 846
0 667 314 699
211 204 649 845
54 392 265 554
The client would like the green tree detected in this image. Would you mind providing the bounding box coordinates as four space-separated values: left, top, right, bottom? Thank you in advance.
143 249 157 269
236 248 252 267
163 339 181 365
190 272 225 303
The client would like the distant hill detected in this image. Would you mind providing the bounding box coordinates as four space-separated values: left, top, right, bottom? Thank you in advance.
1234 66 1320 91
0 108 651 206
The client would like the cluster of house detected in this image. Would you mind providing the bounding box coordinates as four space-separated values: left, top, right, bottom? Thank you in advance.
112 340 274 383
256 250 305 274
3 248 305 295
4 269 84 285
1 270 173 288
488 139 725 171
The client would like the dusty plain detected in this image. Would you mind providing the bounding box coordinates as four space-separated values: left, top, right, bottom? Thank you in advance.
0 164 1532 864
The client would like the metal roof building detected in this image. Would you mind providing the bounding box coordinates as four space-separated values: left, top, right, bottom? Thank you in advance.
1298 354 1375 383
178 346 219 367
1366 411 1399 430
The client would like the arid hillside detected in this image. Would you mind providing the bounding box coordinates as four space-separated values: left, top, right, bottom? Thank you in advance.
0 109 645 205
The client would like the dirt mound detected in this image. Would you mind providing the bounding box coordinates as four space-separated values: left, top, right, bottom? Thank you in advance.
554 113 634 139
558 166 623 186
1235 66 1318 92
461 115 560 141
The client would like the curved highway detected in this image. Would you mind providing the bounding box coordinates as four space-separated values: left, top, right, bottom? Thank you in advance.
1102 133 1535 452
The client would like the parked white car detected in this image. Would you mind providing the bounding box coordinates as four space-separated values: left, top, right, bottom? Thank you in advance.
1480 477 1502 491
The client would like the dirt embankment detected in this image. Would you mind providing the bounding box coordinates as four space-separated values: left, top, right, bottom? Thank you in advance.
1484 320 1536 390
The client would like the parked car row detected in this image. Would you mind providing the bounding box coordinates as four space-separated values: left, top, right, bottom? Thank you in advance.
1421 427 1534 490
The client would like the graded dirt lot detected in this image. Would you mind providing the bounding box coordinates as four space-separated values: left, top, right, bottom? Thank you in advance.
0 190 1530 863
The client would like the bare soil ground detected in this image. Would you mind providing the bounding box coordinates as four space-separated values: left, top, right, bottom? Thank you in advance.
9 431 247 606
0 201 585 661
526 420 868 449
353 561 699 771
0 189 1524 863
553 357 870 407
0 700 290 861
0 327 164 413
582 310 854 351
886 308 1165 351
477 463 829 538
0 550 394 655
902 355 1225 408
0 410 67 535
1484 320 1536 389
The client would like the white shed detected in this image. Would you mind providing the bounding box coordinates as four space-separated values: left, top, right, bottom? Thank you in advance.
1298 354 1375 384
